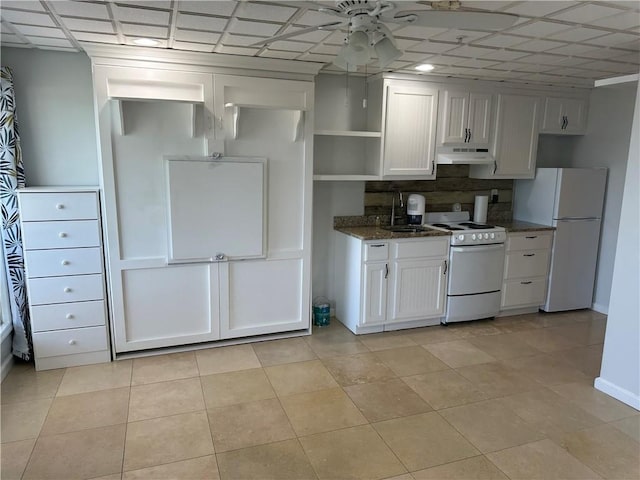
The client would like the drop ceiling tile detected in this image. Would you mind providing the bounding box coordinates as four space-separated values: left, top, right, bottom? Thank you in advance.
399 51 434 62
551 3 626 23
428 55 465 65
477 49 529 61
295 9 342 27
516 52 567 65
504 62 556 72
63 18 114 33
178 1 237 16
73 31 119 44
463 2 517 11
13 25 67 38
586 60 638 72
119 1 172 9
1 1 45 12
120 24 168 38
546 43 598 55
452 58 500 68
508 21 572 37
588 12 640 30
509 39 568 52
406 40 457 54
545 66 591 76
0 10 56 27
611 51 640 62
322 30 348 45
269 39 313 52
228 19 281 36
282 27 332 43
576 47 623 59
175 29 221 44
25 36 73 47
558 56 594 66
311 43 342 55
0 33 25 43
113 5 170 25
260 49 300 59
395 38 422 50
235 2 296 22
298 52 335 62
473 34 530 48
176 13 228 31
217 45 259 56
618 37 640 50
430 29 488 43
445 45 498 57
172 40 215 52
549 27 609 42
503 1 574 18
589 32 640 47
51 1 110 19
599 1 640 10
392 25 448 39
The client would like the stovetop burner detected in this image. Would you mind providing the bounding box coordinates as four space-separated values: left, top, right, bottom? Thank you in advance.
432 223 465 231
458 222 495 229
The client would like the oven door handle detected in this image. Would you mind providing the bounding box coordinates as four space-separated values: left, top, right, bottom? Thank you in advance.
451 244 504 253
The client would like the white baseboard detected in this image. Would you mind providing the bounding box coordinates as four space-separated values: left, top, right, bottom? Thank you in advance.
594 377 640 410
591 302 609 315
1 353 14 383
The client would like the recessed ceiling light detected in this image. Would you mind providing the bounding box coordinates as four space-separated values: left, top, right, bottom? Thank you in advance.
415 64 435 72
132 38 160 47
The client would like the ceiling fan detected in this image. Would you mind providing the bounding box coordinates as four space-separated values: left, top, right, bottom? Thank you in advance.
251 1 519 71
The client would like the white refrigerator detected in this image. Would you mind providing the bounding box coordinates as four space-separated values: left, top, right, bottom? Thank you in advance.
514 168 607 312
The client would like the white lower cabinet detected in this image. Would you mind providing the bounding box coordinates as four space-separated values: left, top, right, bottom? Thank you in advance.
334 232 449 334
19 187 111 370
501 230 553 312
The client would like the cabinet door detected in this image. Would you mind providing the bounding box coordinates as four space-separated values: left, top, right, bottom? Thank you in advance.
388 258 446 322
440 90 469 144
492 94 540 179
562 98 587 134
468 93 492 146
382 83 438 178
362 262 388 326
541 97 564 133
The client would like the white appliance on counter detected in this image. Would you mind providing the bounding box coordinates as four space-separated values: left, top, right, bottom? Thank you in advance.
425 212 506 324
407 194 426 225
514 167 607 312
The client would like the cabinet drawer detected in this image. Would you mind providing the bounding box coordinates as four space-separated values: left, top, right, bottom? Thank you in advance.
33 326 108 358
506 232 552 251
504 249 550 279
19 192 98 221
25 248 102 278
22 220 100 250
31 300 106 332
501 278 547 308
364 242 389 262
28 274 104 305
392 238 449 259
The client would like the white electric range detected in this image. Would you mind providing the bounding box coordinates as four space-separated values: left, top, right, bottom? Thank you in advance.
424 212 506 324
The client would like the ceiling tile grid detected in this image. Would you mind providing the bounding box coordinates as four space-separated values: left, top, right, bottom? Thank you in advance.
0 0 638 87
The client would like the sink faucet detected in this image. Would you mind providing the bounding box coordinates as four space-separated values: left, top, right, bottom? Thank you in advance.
390 191 404 226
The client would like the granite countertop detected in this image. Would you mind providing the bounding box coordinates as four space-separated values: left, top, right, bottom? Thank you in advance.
335 225 451 241
498 220 556 232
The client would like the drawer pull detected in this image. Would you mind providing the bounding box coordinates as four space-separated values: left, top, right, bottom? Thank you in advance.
68 339 76 345
523 254 535 257
520 281 532 285
66 313 74 320
63 287 72 293
525 236 537 239
61 260 70 266
370 244 386 248
59 232 67 238
56 203 65 210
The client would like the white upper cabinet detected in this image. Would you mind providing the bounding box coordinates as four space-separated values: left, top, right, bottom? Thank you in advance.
540 96 588 135
470 93 541 180
440 90 492 146
382 81 439 179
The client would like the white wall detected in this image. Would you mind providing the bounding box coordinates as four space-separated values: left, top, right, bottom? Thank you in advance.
569 86 636 312
1 48 98 186
595 81 640 410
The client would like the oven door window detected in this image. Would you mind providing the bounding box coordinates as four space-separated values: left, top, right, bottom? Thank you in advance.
448 244 505 296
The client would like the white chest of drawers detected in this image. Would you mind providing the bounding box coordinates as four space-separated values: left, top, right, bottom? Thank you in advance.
18 187 111 370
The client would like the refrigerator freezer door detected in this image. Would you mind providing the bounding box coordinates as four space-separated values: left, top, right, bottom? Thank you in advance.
554 168 607 220
513 168 559 225
544 218 601 312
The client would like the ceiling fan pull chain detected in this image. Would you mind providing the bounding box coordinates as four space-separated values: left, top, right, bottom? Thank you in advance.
363 64 368 109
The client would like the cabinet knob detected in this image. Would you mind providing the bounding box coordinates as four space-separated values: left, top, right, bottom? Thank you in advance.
56 203 65 210
61 260 70 266
64 287 72 293
66 313 74 320
59 232 67 238
68 339 76 345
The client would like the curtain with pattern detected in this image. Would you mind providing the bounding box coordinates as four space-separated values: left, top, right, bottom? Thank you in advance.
0 66 32 361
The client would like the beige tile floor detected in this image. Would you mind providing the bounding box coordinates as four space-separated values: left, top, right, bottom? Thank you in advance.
2 310 639 480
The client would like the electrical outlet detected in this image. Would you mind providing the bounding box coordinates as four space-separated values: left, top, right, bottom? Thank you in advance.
491 189 499 203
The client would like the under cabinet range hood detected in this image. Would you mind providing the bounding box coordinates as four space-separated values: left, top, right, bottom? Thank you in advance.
436 148 494 165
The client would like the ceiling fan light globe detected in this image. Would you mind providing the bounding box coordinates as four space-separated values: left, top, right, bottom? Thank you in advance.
333 48 359 72
374 37 401 68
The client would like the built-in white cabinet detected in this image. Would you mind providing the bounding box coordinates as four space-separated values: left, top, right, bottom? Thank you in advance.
334 233 448 334
501 231 553 312
439 90 492 146
541 96 588 135
382 81 439 179
469 93 541 180
19 187 111 370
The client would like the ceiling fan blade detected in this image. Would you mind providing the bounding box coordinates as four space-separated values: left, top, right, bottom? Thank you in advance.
249 21 345 47
392 10 519 30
